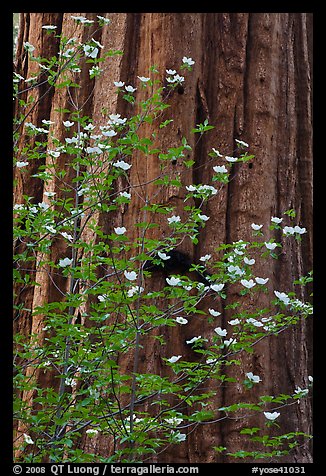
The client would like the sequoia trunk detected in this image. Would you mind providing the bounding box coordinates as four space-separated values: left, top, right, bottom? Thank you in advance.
14 12 313 463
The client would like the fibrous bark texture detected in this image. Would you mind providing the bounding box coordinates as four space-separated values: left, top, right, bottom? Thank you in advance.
14 12 312 463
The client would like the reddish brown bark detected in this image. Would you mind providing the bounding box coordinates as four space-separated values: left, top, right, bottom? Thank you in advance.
14 13 312 463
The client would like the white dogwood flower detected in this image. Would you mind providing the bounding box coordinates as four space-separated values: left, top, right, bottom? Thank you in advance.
209 308 221 317
271 216 283 224
251 223 263 231
167 215 181 224
214 327 227 337
241 279 256 289
166 277 181 286
255 277 269 285
246 372 262 383
213 165 228 173
167 355 182 363
158 251 171 260
58 257 73 267
274 291 290 305
113 160 132 170
210 283 225 292
182 56 195 66
264 411 280 421
186 336 201 344
235 139 249 147
264 242 277 250
175 316 188 325
23 434 34 445
125 85 137 92
114 226 126 235
199 254 211 262
124 270 137 281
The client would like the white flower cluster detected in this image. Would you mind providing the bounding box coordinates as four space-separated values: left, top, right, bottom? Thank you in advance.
186 184 218 196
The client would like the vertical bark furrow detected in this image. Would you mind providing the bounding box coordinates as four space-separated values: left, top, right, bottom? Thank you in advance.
14 12 313 463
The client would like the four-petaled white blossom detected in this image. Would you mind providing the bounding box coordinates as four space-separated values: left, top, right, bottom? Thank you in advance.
225 156 238 162
102 129 117 137
274 291 290 305
158 251 171 260
166 69 176 75
108 114 127 125
228 265 244 276
167 355 182 363
97 15 111 25
186 336 201 344
23 41 35 52
182 56 195 66
210 283 225 292
175 316 188 325
228 318 240 325
38 202 50 210
212 148 223 157
165 416 183 425
186 185 196 192
42 25 57 30
114 226 126 235
113 160 132 170
23 434 34 445
294 225 307 234
173 432 187 442
294 386 309 397
71 16 94 24
235 139 249 148
48 150 61 158
61 232 73 242
199 254 211 262
271 216 283 224
16 161 29 168
59 257 73 267
244 257 255 265
264 242 277 250
63 120 74 127
127 286 144 297
137 76 151 82
45 225 56 234
224 338 237 347
119 191 131 199
198 214 210 221
214 327 227 337
86 146 102 154
166 276 181 286
209 308 221 317
167 215 181 225
98 295 107 302
213 165 228 174
124 270 138 281
264 411 280 421
83 44 99 58
255 277 269 285
114 81 125 87
125 85 137 92
241 279 256 289
246 372 262 383
251 223 263 231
